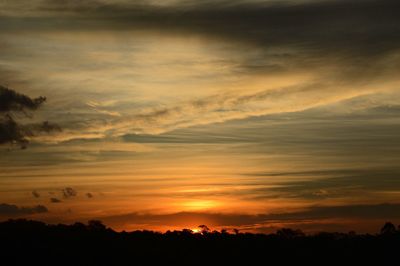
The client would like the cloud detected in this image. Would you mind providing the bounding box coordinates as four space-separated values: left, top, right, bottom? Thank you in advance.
0 85 45 112
62 187 77 198
0 86 60 147
126 82 394 135
0 85 43 146
86 193 93 198
1 0 400 142
244 168 400 200
31 121 62 133
51 80 385 142
3 0 398 81
32 190 40 198
268 203 400 221
100 203 400 232
0 115 28 147
6 0 399 63
50 197 62 203
0 203 48 216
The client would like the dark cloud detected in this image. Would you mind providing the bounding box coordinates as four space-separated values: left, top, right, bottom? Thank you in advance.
0 114 29 147
0 85 46 113
1 0 399 143
5 0 398 73
0 85 43 146
32 190 40 198
269 203 400 221
86 193 93 198
148 0 399 80
0 86 60 147
123 132 241 144
50 197 62 203
35 121 62 133
0 203 48 216
3 1 399 51
62 187 77 198
243 168 400 200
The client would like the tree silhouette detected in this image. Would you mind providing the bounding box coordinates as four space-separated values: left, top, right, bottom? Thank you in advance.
276 228 305 239
198 224 210 234
88 220 106 231
380 222 397 235
1 219 400 265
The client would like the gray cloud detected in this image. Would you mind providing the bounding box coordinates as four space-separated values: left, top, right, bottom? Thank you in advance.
50 197 62 203
0 203 48 216
244 168 400 200
2 0 399 142
62 187 77 198
0 85 45 146
2 0 399 77
32 190 40 198
0 86 60 147
269 203 400 221
0 115 28 147
5 0 399 61
0 85 45 113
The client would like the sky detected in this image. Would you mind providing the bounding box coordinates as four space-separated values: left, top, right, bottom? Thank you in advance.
1 0 400 233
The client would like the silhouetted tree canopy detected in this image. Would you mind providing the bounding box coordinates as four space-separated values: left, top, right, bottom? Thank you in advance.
380 222 397 235
0 219 399 265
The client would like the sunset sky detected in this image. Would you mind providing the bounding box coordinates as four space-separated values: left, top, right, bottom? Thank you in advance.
1 0 400 233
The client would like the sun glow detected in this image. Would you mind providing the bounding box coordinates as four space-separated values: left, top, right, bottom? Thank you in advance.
182 200 218 211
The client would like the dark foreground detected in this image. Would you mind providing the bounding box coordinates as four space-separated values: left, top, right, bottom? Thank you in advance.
1 219 399 265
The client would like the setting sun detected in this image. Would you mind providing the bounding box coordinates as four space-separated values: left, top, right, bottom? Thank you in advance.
191 228 201 234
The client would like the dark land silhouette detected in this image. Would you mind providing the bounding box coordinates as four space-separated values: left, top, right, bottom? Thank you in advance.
1 219 400 265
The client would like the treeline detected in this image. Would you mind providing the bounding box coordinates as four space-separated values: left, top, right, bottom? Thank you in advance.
1 219 399 265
